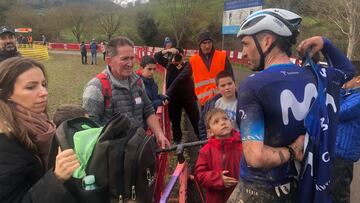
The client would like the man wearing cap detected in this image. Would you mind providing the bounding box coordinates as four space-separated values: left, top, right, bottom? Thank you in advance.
154 37 176 64
190 29 234 107
0 26 21 62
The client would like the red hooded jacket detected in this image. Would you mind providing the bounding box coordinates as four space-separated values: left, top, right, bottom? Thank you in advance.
195 130 242 203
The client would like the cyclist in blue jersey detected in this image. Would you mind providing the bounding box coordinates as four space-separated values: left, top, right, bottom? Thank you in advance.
227 8 354 203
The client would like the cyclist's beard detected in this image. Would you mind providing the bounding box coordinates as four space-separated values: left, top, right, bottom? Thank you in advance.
1 42 17 54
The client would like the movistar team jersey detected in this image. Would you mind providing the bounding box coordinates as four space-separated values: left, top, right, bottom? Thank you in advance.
237 38 354 187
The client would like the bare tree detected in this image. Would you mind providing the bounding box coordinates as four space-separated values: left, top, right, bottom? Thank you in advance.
5 4 38 28
63 5 97 43
70 16 85 43
310 0 360 60
96 14 122 41
160 0 203 46
0 0 18 25
37 6 72 41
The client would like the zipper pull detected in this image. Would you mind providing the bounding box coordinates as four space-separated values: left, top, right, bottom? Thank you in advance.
146 168 155 187
119 195 123 203
131 185 136 200
146 168 151 181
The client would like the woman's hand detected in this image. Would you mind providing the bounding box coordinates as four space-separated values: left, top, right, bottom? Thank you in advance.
54 147 80 182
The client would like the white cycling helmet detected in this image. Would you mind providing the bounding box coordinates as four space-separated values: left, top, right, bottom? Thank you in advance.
237 8 302 71
237 8 302 40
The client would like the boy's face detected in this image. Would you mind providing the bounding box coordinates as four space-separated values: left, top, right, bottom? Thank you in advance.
207 112 232 139
141 63 156 79
217 77 236 99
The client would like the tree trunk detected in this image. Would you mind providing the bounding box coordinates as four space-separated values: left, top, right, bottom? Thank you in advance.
174 30 180 47
347 29 355 60
346 0 359 61
76 35 81 43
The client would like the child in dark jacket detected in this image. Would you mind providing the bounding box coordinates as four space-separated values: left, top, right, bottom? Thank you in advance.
139 56 169 111
195 108 242 203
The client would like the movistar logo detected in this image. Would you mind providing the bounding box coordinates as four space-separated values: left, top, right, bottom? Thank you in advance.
280 83 337 125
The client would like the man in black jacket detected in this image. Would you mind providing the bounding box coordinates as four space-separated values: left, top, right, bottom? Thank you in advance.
0 26 21 62
155 46 202 202
80 41 87 64
154 47 200 143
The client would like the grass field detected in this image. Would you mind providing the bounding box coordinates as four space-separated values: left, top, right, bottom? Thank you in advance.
43 53 105 116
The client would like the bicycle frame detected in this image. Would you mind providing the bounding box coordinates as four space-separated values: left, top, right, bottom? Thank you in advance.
154 105 172 203
160 161 189 203
158 141 207 203
153 65 206 203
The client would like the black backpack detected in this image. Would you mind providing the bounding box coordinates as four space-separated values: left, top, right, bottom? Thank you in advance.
52 113 157 203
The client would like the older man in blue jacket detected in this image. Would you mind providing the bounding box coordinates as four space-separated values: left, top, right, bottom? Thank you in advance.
331 61 360 203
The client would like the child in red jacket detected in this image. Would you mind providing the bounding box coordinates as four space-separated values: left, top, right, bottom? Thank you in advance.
195 108 242 203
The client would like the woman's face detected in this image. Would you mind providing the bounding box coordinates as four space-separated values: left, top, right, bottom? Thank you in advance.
10 67 48 113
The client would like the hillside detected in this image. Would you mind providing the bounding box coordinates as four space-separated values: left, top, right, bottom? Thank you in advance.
21 0 115 8
3 0 358 57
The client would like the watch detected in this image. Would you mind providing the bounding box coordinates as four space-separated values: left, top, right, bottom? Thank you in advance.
286 145 296 161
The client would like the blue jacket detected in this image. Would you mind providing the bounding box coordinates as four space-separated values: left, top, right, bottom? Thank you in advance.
89 42 98 54
141 76 168 110
335 87 360 161
198 94 239 140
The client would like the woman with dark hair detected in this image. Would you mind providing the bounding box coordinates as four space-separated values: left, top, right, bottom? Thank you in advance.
0 57 79 202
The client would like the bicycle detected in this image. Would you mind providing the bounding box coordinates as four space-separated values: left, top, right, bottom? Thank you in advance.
156 140 208 203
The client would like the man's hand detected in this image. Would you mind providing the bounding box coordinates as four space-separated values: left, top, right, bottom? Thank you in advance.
289 135 305 161
162 99 169 105
156 133 170 149
161 94 170 105
54 147 80 182
147 114 170 148
297 36 324 58
222 170 238 188
168 48 179 55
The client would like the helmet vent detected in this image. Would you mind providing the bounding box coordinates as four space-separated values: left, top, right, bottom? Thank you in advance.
241 16 266 30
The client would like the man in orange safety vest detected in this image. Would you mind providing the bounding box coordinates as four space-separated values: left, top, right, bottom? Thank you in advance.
190 30 234 106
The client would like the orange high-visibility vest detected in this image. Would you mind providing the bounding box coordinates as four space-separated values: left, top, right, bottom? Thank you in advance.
190 50 226 106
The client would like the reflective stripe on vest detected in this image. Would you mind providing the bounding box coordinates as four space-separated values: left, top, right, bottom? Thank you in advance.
197 88 219 100
190 50 226 105
194 78 216 88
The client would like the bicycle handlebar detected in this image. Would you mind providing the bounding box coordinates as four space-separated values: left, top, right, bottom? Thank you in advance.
156 140 208 153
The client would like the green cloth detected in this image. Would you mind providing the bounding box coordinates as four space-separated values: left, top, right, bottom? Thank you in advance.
72 126 103 179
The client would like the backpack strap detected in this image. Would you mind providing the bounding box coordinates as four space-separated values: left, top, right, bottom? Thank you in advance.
96 73 142 109
96 73 112 108
136 78 144 97
55 121 73 150
136 78 143 87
